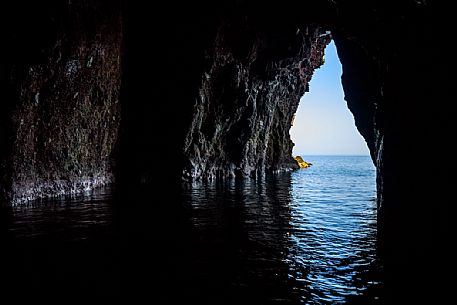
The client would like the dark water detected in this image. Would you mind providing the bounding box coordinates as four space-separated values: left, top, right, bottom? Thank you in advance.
1 156 382 303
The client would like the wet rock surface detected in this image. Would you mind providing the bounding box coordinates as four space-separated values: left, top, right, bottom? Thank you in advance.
1 1 122 204
183 22 330 180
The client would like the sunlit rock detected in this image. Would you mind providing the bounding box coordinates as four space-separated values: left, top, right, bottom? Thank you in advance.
293 156 312 169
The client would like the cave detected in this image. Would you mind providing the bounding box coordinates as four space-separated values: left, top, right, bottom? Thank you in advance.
0 0 453 303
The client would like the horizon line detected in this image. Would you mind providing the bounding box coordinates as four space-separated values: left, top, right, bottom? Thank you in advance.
293 154 371 156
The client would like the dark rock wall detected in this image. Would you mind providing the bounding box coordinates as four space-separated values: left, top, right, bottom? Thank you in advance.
332 2 454 302
1 1 122 203
117 2 332 188
183 21 330 180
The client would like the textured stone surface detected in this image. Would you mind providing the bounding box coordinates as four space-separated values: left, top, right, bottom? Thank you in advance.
183 22 330 180
1 1 122 204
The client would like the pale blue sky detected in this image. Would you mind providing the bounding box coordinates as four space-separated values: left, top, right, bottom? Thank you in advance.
290 41 370 156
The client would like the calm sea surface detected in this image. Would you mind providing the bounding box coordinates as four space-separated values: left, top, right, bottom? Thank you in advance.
1 156 383 303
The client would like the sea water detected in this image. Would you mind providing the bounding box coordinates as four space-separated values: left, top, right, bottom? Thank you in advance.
1 156 382 304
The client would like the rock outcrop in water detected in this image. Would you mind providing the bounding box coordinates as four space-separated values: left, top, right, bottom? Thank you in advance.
293 156 311 169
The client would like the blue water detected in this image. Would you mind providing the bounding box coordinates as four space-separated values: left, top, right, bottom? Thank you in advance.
1 155 382 303
183 155 381 304
288 156 380 303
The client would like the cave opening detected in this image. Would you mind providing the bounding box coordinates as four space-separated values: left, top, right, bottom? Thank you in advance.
290 40 370 158
285 40 380 303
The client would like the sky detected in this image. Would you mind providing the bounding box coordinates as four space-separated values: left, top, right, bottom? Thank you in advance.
290 41 370 156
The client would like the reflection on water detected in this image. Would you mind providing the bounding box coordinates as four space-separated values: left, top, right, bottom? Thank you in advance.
1 156 382 304
6 187 114 241
182 177 299 304
183 156 381 304
0 187 119 299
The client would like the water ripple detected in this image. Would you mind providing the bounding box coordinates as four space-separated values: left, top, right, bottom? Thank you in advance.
7 187 114 241
2 156 382 303
183 156 382 304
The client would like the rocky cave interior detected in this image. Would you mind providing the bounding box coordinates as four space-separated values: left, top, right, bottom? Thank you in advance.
0 0 453 302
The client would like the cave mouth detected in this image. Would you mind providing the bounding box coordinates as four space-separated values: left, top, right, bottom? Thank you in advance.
290 40 370 158
284 41 380 302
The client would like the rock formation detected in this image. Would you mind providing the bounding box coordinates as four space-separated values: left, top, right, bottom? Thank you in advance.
182 22 329 180
293 156 311 169
1 1 122 203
